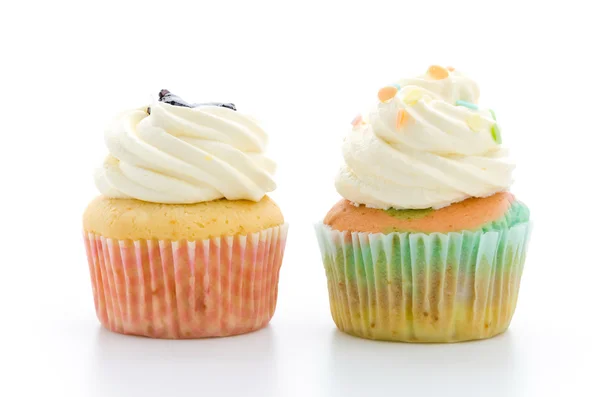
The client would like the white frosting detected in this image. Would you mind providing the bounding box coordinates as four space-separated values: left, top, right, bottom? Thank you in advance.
95 102 276 203
336 69 513 210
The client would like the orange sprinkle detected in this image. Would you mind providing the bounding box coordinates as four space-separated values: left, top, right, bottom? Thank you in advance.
396 109 411 130
378 86 399 102
427 65 449 80
351 114 363 127
447 66 455 71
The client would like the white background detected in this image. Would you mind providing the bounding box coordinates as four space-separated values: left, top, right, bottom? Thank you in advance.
1 1 599 396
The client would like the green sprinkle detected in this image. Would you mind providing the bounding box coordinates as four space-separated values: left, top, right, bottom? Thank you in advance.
456 100 478 110
491 124 502 144
489 109 497 121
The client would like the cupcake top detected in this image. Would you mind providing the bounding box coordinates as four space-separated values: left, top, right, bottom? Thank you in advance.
94 90 276 204
324 192 529 234
336 66 514 210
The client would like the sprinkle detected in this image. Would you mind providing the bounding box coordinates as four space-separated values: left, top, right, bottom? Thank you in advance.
447 66 455 72
427 65 449 80
491 124 502 144
489 109 497 121
466 114 483 132
205 155 213 161
396 109 411 129
456 100 479 110
403 89 423 106
351 114 363 127
390 83 402 90
378 86 399 102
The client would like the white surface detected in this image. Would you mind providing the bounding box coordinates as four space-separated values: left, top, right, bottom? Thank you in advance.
1 1 599 396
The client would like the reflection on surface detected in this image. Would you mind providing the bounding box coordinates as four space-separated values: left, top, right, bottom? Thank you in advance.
90 326 279 397
87 321 528 397
326 329 523 397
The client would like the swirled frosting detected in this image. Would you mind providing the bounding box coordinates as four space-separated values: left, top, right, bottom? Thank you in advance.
336 66 514 210
95 102 276 204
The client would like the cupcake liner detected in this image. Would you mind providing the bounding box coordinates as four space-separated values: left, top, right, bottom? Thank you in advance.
315 222 531 342
84 224 288 339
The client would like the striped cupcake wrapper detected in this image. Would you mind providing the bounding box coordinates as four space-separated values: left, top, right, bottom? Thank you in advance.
84 224 288 339
315 222 531 343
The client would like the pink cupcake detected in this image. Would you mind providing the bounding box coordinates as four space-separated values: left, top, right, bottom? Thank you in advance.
83 91 288 338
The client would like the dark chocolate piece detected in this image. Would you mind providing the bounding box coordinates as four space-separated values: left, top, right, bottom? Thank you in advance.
155 89 236 111
158 89 194 108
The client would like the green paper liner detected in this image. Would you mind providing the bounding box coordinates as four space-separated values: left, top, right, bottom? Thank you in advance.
315 222 531 342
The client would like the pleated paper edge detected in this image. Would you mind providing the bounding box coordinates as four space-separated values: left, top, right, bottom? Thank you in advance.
314 222 531 342
83 224 288 339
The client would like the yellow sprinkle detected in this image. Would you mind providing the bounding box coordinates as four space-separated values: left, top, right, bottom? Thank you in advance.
403 89 423 106
205 155 213 161
396 109 411 130
427 65 449 80
466 114 483 132
378 86 398 103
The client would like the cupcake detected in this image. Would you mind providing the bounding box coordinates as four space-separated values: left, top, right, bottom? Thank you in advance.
315 66 531 343
83 90 288 339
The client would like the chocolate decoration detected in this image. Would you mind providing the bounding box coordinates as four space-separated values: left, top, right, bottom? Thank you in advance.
151 89 237 111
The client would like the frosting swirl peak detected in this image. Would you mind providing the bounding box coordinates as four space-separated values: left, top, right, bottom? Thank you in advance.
336 67 513 210
95 101 276 204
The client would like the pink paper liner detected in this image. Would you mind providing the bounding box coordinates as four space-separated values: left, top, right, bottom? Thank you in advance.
83 225 288 339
